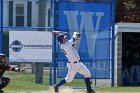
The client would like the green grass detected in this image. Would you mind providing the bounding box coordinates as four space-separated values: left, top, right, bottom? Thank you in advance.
57 78 86 87
95 87 140 92
3 72 140 92
4 72 85 91
4 72 49 91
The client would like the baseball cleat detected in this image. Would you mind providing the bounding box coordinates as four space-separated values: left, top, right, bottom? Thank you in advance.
86 90 96 93
54 86 59 93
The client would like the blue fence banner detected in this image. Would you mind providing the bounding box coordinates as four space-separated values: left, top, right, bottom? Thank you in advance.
0 0 2 27
57 2 111 79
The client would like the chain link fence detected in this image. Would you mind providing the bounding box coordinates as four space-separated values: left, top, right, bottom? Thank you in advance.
1 0 115 92
2 29 53 90
2 0 54 91
56 0 114 88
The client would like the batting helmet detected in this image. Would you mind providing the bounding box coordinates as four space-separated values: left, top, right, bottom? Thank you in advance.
57 34 66 44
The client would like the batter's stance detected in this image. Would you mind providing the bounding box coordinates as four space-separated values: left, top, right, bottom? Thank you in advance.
54 32 95 93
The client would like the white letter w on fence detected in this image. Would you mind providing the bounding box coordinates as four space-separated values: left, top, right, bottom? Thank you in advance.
64 11 104 57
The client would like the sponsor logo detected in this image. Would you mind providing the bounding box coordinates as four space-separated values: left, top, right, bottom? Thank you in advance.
9 40 23 52
10 40 52 52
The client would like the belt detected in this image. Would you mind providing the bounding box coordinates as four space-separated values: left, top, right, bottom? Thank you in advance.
68 61 78 63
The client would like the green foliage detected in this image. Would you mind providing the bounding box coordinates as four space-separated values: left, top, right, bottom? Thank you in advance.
116 0 140 22
123 0 136 10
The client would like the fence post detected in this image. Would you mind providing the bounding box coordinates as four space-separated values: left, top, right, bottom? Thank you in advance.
111 0 115 87
49 62 52 85
53 0 57 85
35 0 47 84
35 62 43 84
50 0 57 85
0 0 3 53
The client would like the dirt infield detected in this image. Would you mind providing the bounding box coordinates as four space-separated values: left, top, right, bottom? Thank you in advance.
4 87 140 93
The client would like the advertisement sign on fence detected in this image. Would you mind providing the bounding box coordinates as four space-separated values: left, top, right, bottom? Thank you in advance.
9 31 52 62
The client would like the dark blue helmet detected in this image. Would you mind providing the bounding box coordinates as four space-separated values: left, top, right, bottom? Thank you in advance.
57 34 66 43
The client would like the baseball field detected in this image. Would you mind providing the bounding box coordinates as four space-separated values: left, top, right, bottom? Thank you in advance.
2 72 140 93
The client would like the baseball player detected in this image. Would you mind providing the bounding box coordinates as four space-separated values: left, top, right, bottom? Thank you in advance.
0 53 20 92
54 32 95 93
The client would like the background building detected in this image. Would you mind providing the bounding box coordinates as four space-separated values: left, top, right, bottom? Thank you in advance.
3 0 50 28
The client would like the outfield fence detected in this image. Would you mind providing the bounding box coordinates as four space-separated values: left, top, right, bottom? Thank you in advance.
0 0 115 91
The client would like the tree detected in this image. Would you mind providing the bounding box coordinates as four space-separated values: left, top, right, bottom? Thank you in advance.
116 0 140 23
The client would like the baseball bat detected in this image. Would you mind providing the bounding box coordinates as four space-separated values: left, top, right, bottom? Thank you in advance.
52 31 81 38
52 31 71 35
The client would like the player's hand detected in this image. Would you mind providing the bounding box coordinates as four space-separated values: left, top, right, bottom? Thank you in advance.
76 33 81 39
73 32 81 39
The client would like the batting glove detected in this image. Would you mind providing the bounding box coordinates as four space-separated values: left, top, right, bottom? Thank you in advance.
73 32 81 39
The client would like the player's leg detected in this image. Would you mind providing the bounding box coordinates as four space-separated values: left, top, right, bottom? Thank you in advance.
54 63 77 92
0 77 10 91
78 62 95 93
54 78 66 92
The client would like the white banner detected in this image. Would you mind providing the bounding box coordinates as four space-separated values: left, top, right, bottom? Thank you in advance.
9 31 52 62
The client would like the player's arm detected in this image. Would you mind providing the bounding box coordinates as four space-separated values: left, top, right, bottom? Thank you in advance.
72 32 81 45
68 32 81 46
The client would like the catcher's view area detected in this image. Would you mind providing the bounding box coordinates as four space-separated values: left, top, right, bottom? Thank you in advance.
0 54 20 93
